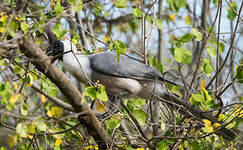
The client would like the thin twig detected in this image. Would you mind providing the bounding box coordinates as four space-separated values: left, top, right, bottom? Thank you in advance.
206 1 243 89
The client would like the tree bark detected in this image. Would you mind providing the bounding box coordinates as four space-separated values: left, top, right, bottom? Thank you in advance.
19 36 112 149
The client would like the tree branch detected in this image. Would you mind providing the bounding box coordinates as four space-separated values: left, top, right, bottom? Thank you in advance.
19 36 113 149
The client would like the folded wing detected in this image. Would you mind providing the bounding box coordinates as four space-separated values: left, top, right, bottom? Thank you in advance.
89 51 176 85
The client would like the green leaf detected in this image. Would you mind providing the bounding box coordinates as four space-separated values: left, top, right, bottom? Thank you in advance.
41 79 58 97
69 0 83 12
51 106 63 118
104 11 109 17
174 47 192 63
20 22 29 33
218 114 226 122
185 15 193 25
167 0 186 13
21 104 28 116
236 65 243 83
226 121 236 129
213 0 219 5
7 21 19 38
93 3 104 16
157 140 169 150
35 121 47 131
53 22 67 40
190 94 204 103
114 40 126 62
104 116 121 130
201 59 214 75
131 98 146 109
132 8 142 17
54 3 64 15
227 2 237 21
132 109 146 125
146 15 153 24
83 86 97 101
115 0 126 8
219 42 224 53
0 147 7 150
206 46 216 58
16 123 28 138
96 85 108 101
109 42 115 50
202 126 214 133
13 65 22 74
192 28 203 41
181 33 193 42
156 18 163 30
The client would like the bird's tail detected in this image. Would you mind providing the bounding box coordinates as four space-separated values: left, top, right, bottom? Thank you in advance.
159 92 239 141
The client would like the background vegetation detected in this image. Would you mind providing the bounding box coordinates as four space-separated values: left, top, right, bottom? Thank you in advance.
0 0 242 149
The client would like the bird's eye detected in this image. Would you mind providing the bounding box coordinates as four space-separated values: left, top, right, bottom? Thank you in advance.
57 42 63 47
53 41 63 48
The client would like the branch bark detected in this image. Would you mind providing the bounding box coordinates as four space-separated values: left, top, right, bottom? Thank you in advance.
19 36 112 149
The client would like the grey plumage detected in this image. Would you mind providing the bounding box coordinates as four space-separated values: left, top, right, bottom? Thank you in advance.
89 51 170 82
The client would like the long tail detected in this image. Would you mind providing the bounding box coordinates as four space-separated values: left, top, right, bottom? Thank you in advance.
160 92 239 141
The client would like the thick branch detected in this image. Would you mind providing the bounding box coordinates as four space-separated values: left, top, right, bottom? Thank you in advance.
19 37 112 149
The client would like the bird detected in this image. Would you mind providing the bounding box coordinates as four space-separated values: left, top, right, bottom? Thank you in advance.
46 39 238 141
46 39 176 100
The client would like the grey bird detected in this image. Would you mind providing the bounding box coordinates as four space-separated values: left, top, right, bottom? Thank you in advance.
47 39 175 100
47 39 238 141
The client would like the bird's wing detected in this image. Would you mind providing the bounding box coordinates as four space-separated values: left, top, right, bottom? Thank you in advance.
88 51 175 84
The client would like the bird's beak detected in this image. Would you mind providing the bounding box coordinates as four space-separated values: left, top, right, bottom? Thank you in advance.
46 46 53 56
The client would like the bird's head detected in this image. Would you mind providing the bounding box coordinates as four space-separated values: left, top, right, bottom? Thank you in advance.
46 40 77 61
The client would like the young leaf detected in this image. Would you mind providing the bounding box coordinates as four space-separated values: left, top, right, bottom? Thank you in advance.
190 94 203 103
157 140 169 150
219 42 225 53
132 8 142 17
115 0 126 8
51 106 63 118
206 46 216 58
201 59 214 75
156 18 163 30
202 119 211 127
227 2 237 21
96 85 108 102
83 86 97 101
185 15 193 25
213 123 221 129
55 139 62 147
174 47 192 64
169 14 175 22
202 126 214 133
192 28 203 41
16 123 28 138
35 121 47 131
53 22 67 40
41 78 58 97
104 116 121 130
132 109 146 125
20 22 29 33
114 40 126 62
96 101 106 112
236 65 243 83
226 121 236 129
181 33 193 42
69 0 83 12
54 3 64 15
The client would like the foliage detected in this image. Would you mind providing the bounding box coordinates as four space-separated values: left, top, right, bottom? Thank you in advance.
0 0 242 149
